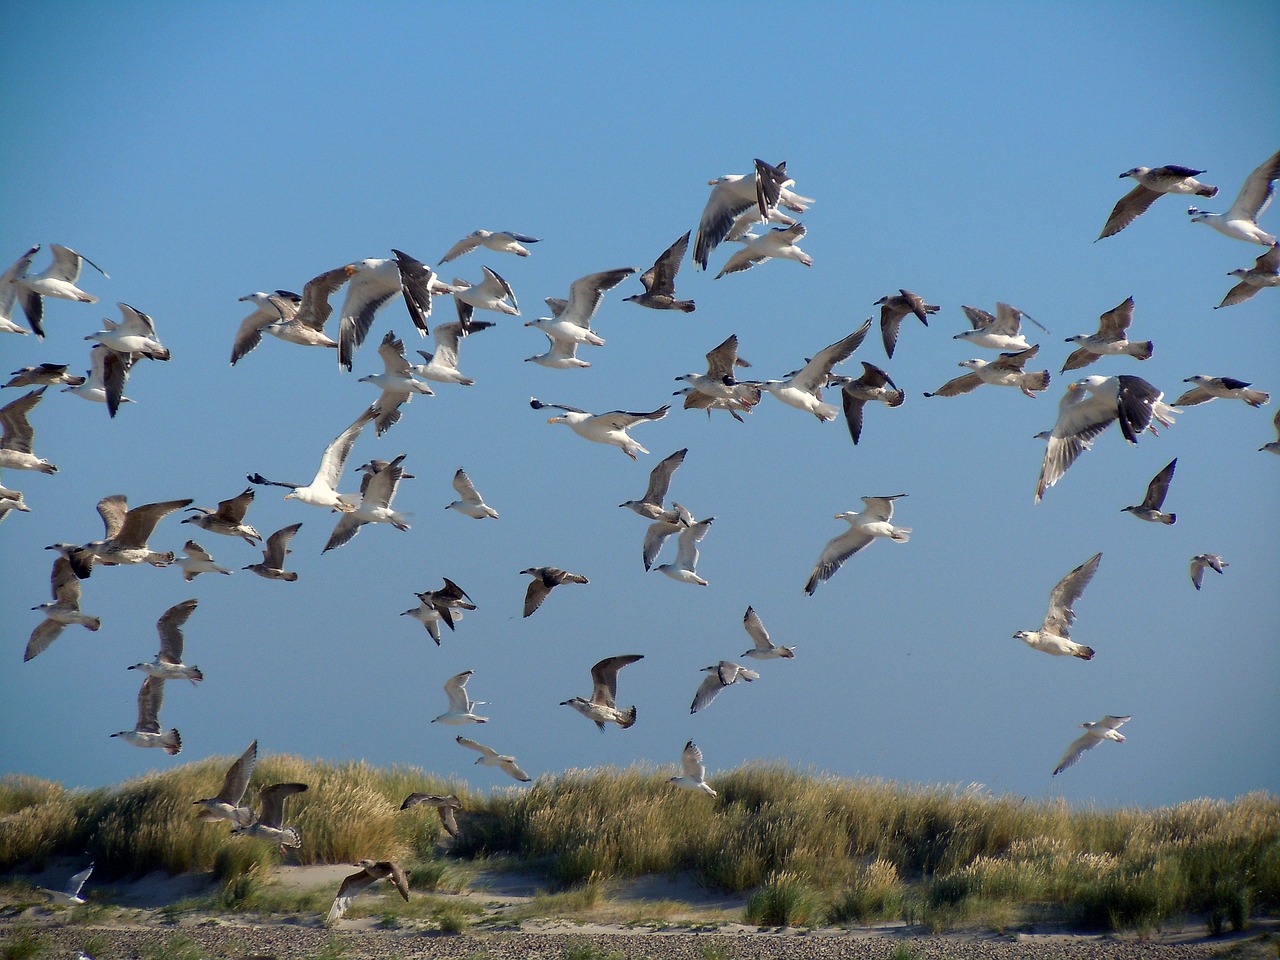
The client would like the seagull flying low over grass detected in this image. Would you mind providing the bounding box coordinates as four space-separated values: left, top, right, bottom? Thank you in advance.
690 660 759 713
38 863 94 907
1187 148 1280 245
668 741 716 796
1217 242 1280 308
233 782 308 848
456 735 532 782
25 556 101 662
1098 165 1218 239
1013 552 1101 661
439 229 540 264
1189 554 1228 591
520 565 589 617
11 244 108 338
924 345 1050 399
560 654 644 731
432 670 488 725
804 495 910 596
1053 715 1129 776
827 362 905 446
876 290 938 359
761 320 872 421
1122 459 1177 525
111 676 181 755
399 793 462 837
624 231 695 312
193 739 257 826
1061 296 1153 372
327 860 409 925
1174 375 1270 409
127 598 204 684
530 398 668 460
741 605 795 659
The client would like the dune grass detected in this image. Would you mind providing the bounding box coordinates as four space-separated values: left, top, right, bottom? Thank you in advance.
1 756 1276 933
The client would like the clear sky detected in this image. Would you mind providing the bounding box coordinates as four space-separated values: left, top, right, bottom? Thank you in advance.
2 3 1277 810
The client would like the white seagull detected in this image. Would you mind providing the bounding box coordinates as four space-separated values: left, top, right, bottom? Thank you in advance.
525 332 591 369
25 557 101 662
653 515 714 586
0 244 42 335
175 540 232 581
953 303 1040 352
741 605 795 660
432 670 488 725
668 741 717 796
1098 165 1218 239
1 388 57 474
127 598 204 684
524 267 635 348
38 863 94 906
248 409 373 512
322 455 411 552
804 495 910 596
530 398 668 460
1189 554 1228 591
560 654 643 731
445 467 498 519
193 740 257 826
1061 296 1153 372
1053 715 1129 776
619 447 687 519
456 736 532 782
243 522 302 581
694 159 809 269
111 676 181 755
1217 243 1280 308
358 332 434 436
413 319 492 385
451 265 519 331
1174 375 1270 409
86 302 170 361
1188 148 1280 245
12 244 108 338
690 660 759 713
715 222 812 278
1013 552 1101 661
62 344 131 415
336 251 450 371
439 229 540 264
760 320 872 421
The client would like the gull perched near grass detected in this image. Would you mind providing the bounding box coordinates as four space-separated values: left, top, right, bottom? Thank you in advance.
876 290 939 359
624 231 695 312
668 741 716 796
760 320 872 421
456 735 532 782
1061 296 1153 372
25 557 101 662
530 398 668 460
827 362 905 445
182 487 261 544
1 387 57 474
127 598 204 684
1187 148 1280 245
690 661 759 713
741 605 795 660
111 676 181 755
520 566 589 617
445 467 498 519
1122 459 1177 525
1053 715 1129 776
175 540 230 581
923 345 1050 399
327 860 409 925
1174 375 1270 409
804 495 910 596
1189 554 1228 590
619 447 687 519
243 522 302 581
1217 242 1280 308
1098 165 1218 239
11 244 108 338
432 670 488 725
439 229 540 264
1013 552 1101 661
193 740 257 826
560 654 643 731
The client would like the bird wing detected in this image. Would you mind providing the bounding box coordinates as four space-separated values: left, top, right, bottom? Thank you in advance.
338 262 401 370
704 334 743 380
640 448 686 506
452 467 482 501
743 606 772 651
328 868 375 923
861 496 902 523
0 387 43 453
1035 387 1119 501
438 577 474 607
94 494 129 539
590 654 642 707
1172 386 1214 407
294 266 350 332
596 405 670 429
313 411 372 489
439 233 484 264
50 244 108 282
24 618 67 662
990 303 1025 335
694 176 758 269
456 735 497 759
643 512 687 570
682 740 707 779
1226 148 1280 221
1060 347 1099 373
477 266 518 310
322 513 365 553
116 499 193 548
214 487 255 523
115 302 159 338
642 231 690 294
391 249 437 334
690 672 725 713
1218 279 1261 308
387 862 410 901
377 331 412 376
50 555 81 603
217 740 258 804
1141 458 1177 510
1097 296 1135 337
561 268 635 327
1043 552 1102 636
840 390 867 444
674 517 713 568
231 305 277 365
258 782 307 829
1052 730 1100 776
262 522 302 566
806 526 875 594
791 321 872 392
136 676 165 733
443 670 474 711
66 864 94 898
1113 375 1162 442
961 305 995 331
499 758 531 782
529 397 588 416
156 598 197 662
1100 715 1131 731
991 345 1039 372
925 371 984 397
1098 184 1161 239
522 577 553 617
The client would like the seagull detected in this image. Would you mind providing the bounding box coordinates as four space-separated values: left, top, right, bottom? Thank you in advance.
127 598 204 684
741 605 795 660
174 540 232 581
12 244 108 338
451 265 519 331
431 670 488 725
524 267 635 347
827 362 905 445
642 502 694 572
0 481 30 523
243 522 302 581
5 363 85 389
924 345 1050 399
690 660 759 713
619 448 687 519
456 736 532 782
953 303 1039 352
715 223 812 278
654 516 714 586
413 319 493 385
399 793 462 837
1262 409 1280 454
62 344 131 415
668 741 717 796
445 467 498 519
231 268 348 365
327 860 409 925
1175 375 1270 409
0 244 42 335
1218 243 1280 308
1098 165 1219 239
675 334 755 406
530 398 669 460
675 383 761 422
1053 715 1129 776
321 453 411 552
1035 375 1179 503
38 863 94 906
358 332 434 436
1061 296 1153 372
336 251 448 371
439 229 540 264
0 388 57 474
560 654 643 731
62 494 194 576
804 495 910 596
760 321 872 421
193 740 257 826
693 159 809 269
624 232 695 312
25 557 101 662
86 302 170 361
182 487 261 544
520 565 589 618
876 290 939 359
525 332 591 368
248 409 373 512
1122 459 1177 525
111 676 181 755
233 782 308 848
1189 554 1228 590
401 577 475 645
1013 552 1101 661
1188 148 1280 245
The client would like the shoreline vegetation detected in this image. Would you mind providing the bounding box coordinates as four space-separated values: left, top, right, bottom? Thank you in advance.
1 759 1276 957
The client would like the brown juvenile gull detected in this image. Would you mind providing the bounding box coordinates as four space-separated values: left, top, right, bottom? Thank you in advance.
439 229 540 264
694 159 809 269
12 244 108 338
5 363 85 389
804 495 911 596
741 605 795 660
1189 554 1228 590
1175 375 1270 409
445 467 498 519
675 383 761 422
400 792 462 837
1098 165 1218 239
1053 715 1129 776
560 654 644 731
760 320 872 421
624 232 695 312
233 782 308 848
401 577 475 645
827 362 905 445
25 557 101 662
619 447 687 519
530 398 668 460
175 540 232 581
111 676 181 755
327 860 409 925
60 494 194 577
232 267 350 365
1061 296 1153 372
690 660 759 714
876 290 939 359
193 740 257 825
127 598 204 684
1218 242 1280 307
0 387 57 474
1122 459 1177 525
358 331 434 436
1188 148 1280 245
182 487 261 544
247 408 373 512
924 345 1050 399
1262 409 1280 454
675 334 754 406
1013 552 1101 661
520 565 589 618
456 735 532 782
243 522 302 581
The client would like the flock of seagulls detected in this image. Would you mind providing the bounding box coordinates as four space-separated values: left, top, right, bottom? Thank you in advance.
6 142 1276 923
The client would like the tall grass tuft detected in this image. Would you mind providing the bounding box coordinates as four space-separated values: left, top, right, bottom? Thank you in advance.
744 870 822 926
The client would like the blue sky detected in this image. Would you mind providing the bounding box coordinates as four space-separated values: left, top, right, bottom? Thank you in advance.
2 3 1277 810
